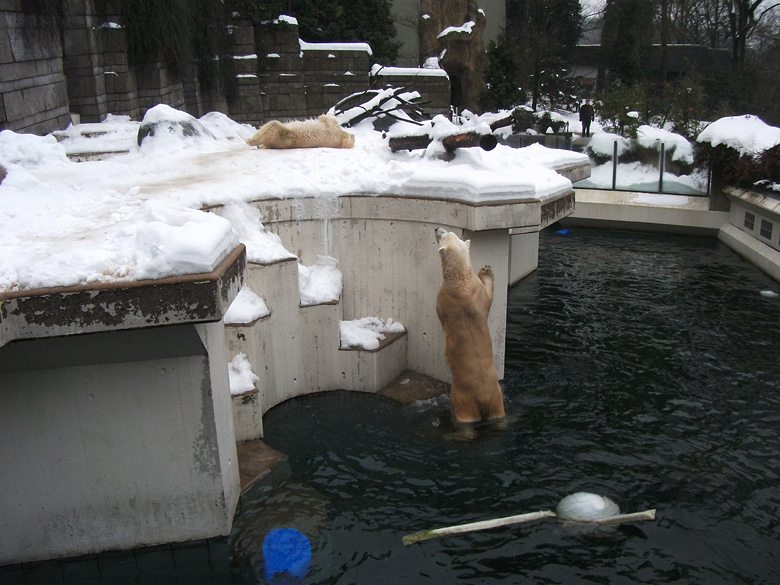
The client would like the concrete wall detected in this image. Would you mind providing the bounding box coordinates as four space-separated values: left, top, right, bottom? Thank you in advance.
0 323 238 565
215 190 576 425
0 247 244 565
719 187 780 282
560 186 780 284
562 189 729 235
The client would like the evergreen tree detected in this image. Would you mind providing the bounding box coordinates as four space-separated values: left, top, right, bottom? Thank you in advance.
600 0 654 85
481 31 527 111
505 0 583 110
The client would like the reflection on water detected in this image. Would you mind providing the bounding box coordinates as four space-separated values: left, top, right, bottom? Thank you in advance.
233 227 780 584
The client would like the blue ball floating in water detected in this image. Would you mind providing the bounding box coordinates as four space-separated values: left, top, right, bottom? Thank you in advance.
263 528 311 582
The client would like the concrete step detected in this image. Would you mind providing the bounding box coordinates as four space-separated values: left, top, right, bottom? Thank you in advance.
338 329 408 393
235 439 290 495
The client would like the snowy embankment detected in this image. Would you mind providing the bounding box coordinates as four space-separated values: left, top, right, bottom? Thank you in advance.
0 104 584 295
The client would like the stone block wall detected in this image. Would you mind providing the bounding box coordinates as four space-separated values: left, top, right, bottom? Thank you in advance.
60 0 107 123
0 1 451 134
0 0 71 134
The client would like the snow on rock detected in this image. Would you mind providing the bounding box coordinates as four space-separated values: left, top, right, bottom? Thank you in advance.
340 317 405 350
517 142 590 170
637 125 694 163
300 39 372 55
697 115 780 157
438 20 475 38
137 104 216 150
370 64 448 78
228 353 260 395
589 131 631 158
273 15 298 25
298 255 342 306
54 114 139 155
224 286 270 324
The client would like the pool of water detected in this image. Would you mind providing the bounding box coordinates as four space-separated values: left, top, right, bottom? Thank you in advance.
232 228 780 584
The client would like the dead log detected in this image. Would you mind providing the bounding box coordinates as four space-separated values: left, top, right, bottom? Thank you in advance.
388 132 497 153
489 116 513 131
442 132 497 152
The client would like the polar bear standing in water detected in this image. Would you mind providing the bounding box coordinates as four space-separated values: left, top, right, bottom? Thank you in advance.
246 115 355 149
435 227 506 423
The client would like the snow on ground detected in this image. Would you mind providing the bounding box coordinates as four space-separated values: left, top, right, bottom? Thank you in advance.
0 104 584 294
575 160 707 195
1 102 776 297
637 125 694 163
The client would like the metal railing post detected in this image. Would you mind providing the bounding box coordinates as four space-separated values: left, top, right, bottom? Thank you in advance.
612 140 618 190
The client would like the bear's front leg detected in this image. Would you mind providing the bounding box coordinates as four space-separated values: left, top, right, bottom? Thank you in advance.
478 265 494 301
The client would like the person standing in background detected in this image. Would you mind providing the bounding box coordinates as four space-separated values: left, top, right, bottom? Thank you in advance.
579 100 594 137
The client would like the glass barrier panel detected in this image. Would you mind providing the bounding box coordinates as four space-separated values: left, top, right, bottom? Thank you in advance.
573 137 709 196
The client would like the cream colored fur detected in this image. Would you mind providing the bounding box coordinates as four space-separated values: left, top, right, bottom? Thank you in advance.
435 227 506 423
246 115 355 149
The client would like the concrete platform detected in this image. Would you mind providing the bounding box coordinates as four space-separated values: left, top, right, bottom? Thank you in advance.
562 188 729 235
236 439 289 494
379 369 448 405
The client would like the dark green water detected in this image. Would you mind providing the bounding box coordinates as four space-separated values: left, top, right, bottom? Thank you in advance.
233 227 780 584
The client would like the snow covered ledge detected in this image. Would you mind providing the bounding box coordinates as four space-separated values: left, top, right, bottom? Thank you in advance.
0 246 245 565
0 245 245 347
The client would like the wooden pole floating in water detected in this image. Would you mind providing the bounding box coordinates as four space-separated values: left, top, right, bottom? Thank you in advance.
584 509 657 525
402 510 557 546
403 507 657 545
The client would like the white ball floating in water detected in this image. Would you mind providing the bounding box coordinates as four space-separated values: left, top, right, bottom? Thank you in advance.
556 492 620 522
402 492 656 544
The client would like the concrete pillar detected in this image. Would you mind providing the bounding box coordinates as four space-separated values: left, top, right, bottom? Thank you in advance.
0 324 238 564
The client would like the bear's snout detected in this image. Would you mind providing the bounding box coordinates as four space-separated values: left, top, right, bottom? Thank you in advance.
435 227 447 243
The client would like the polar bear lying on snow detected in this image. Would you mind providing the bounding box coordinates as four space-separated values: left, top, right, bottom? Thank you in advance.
247 114 355 149
435 227 506 423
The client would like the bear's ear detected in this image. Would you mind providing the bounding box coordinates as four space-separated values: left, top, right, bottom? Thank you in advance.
438 246 448 257
465 239 471 250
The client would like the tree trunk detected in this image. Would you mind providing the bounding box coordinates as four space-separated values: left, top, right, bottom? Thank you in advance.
660 0 668 82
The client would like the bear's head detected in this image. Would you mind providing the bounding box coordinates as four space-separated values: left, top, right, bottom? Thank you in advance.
435 227 472 278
